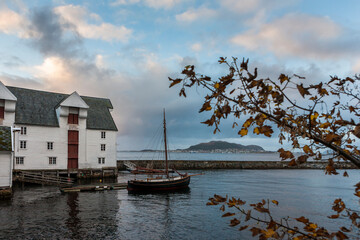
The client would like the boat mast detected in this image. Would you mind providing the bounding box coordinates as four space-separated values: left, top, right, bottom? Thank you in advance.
163 109 169 178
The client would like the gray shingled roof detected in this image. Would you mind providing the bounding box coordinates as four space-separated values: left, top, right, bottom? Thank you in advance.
7 86 118 131
0 126 12 151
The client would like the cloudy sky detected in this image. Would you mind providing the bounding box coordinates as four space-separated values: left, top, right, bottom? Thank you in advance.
0 0 359 150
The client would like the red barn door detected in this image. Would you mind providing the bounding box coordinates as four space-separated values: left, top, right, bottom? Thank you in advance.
68 130 79 169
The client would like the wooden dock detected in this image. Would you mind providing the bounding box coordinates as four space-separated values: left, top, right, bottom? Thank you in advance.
60 183 127 193
16 171 75 187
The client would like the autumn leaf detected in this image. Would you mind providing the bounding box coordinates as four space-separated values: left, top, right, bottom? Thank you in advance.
297 155 309 164
219 205 225 212
310 112 319 121
238 128 248 136
297 84 310 98
229 218 240 226
168 78 182 88
278 74 289 84
238 225 248 231
271 200 279 206
222 212 235 217
214 83 220 89
288 159 297 166
303 145 313 154
295 216 309 224
328 214 339 219
262 229 276 238
343 171 349 177
250 227 262 237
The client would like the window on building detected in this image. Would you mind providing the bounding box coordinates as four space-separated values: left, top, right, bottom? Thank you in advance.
20 140 27 149
16 157 24 164
101 144 106 151
0 99 4 119
0 106 4 119
20 126 27 135
49 157 57 165
98 157 105 164
47 142 53 150
68 114 79 124
101 131 106 139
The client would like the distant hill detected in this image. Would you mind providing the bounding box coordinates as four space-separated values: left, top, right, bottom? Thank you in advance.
184 141 264 152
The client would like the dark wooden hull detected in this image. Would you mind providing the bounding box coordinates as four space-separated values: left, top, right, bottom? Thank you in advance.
127 176 190 193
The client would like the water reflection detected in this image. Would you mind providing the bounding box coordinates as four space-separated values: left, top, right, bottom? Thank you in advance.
66 192 81 239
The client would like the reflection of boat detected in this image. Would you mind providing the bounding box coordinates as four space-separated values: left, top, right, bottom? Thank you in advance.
127 110 191 193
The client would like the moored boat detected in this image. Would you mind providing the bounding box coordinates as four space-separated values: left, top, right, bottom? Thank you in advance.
127 109 191 193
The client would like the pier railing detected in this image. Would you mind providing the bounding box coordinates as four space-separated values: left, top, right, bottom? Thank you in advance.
17 171 74 187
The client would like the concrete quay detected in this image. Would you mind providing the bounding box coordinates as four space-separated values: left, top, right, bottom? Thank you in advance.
117 160 357 170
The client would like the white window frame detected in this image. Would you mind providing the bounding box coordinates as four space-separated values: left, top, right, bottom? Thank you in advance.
16 157 24 165
101 144 106 151
20 126 27 135
101 131 106 139
47 142 53 150
20 140 27 149
98 157 105 164
49 157 57 165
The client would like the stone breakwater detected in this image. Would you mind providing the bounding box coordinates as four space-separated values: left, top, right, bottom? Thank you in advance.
117 160 357 170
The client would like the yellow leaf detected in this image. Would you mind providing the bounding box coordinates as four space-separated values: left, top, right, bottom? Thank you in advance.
319 122 331 128
253 127 260 134
271 200 279 206
262 229 276 238
310 112 319 121
309 223 317 229
205 106 212 111
303 145 313 154
214 83 220 89
238 128 248 136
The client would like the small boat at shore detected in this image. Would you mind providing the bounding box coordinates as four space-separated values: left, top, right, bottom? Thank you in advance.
127 110 191 193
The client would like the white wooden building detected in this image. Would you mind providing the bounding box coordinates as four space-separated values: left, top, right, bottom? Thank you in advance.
0 82 118 174
0 126 13 189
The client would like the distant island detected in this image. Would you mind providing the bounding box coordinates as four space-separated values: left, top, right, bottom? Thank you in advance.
121 141 269 153
177 141 266 153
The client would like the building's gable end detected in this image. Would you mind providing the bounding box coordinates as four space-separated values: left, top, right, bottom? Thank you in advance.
60 92 89 109
0 82 17 101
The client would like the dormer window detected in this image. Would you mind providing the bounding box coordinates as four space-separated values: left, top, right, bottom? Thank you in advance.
68 107 79 124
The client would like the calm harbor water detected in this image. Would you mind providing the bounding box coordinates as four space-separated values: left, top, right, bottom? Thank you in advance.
0 169 359 239
117 151 284 161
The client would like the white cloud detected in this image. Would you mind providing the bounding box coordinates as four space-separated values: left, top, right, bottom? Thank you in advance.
231 13 343 59
0 6 36 38
54 5 132 42
112 0 181 9
221 0 297 14
176 6 217 23
191 43 202 52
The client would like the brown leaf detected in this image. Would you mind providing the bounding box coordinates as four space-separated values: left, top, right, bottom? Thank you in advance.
238 225 248 231
271 200 279 206
343 171 349 177
169 78 182 88
288 159 297 166
297 84 310 98
328 214 339 219
297 155 309 164
335 231 349 240
220 205 225 212
250 227 262 237
295 216 309 224
229 218 240 227
222 212 235 217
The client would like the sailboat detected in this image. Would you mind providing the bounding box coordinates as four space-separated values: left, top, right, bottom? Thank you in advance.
127 110 191 193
